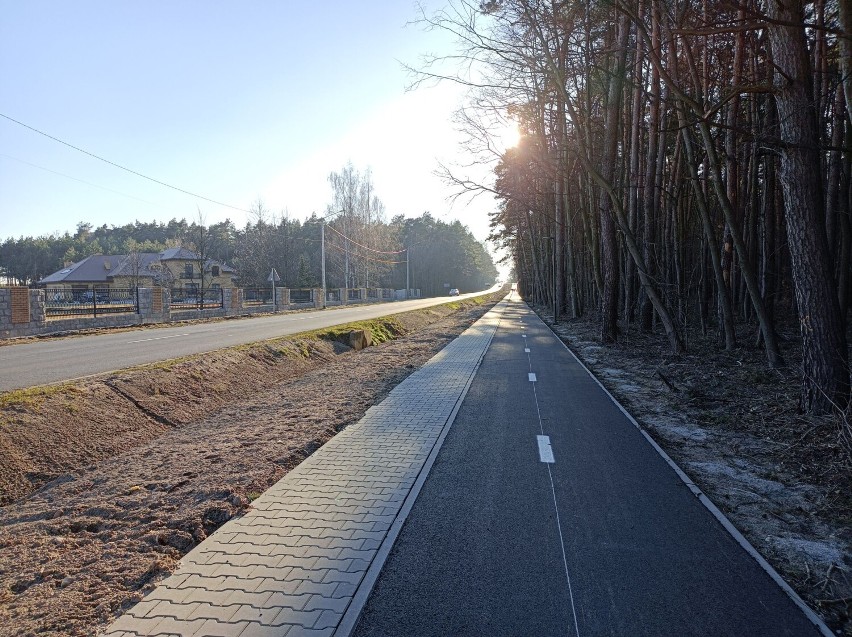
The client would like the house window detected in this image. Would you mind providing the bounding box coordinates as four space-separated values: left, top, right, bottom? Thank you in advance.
184 263 193 278
212 265 220 277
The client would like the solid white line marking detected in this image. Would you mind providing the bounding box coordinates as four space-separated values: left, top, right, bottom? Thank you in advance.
522 334 527 338
524 348 530 353
127 333 191 343
528 372 537 382
537 435 555 463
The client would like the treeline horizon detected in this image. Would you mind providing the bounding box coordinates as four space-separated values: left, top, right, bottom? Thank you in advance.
0 210 497 295
0 161 498 295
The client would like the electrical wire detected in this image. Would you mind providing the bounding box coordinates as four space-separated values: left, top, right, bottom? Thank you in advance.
0 112 253 214
3 114 422 263
0 153 168 209
323 240 406 264
325 223 406 254
2 113 419 266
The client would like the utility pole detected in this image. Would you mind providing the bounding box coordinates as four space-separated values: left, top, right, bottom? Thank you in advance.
321 222 326 309
406 248 410 300
365 180 371 289
344 213 350 290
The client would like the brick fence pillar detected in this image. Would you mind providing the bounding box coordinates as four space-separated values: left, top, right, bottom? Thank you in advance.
161 287 171 315
11 287 31 324
222 288 233 314
276 288 290 309
0 287 47 339
138 287 153 317
139 287 168 321
229 288 243 313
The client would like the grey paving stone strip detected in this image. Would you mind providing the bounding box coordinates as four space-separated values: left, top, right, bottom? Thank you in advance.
101 300 507 637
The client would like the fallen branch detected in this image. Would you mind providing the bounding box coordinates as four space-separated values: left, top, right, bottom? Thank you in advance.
656 370 679 392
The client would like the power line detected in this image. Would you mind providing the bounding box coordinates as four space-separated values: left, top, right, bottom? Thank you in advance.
324 241 406 265
325 223 406 254
0 112 253 214
0 153 168 210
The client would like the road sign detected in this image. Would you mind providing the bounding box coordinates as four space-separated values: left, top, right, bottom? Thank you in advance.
267 268 280 283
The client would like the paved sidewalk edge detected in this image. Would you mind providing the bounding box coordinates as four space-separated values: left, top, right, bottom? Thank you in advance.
533 303 833 637
333 299 508 637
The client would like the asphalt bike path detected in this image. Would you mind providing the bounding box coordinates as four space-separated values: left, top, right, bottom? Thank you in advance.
351 294 826 636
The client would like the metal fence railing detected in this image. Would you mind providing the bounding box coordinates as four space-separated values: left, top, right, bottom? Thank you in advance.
347 288 362 301
242 288 273 306
170 288 224 310
44 287 139 318
290 289 313 304
381 288 395 299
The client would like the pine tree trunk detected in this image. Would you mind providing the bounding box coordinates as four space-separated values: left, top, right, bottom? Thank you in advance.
640 2 660 332
767 0 850 413
598 15 630 343
840 0 852 126
626 0 644 326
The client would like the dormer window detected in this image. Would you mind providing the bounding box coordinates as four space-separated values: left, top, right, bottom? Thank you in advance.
212 265 220 276
184 263 193 278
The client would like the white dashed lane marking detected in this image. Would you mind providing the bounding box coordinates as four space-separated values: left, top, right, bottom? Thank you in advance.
127 333 191 343
537 435 555 463
528 373 537 382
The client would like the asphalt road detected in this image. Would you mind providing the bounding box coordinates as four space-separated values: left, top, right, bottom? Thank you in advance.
352 297 825 636
0 289 494 392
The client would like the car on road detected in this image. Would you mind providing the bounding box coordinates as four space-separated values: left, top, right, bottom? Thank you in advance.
76 290 112 303
448 288 459 296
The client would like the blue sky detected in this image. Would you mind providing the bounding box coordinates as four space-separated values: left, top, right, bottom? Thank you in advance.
1 1 502 246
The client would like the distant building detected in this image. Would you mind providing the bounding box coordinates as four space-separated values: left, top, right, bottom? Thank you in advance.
38 249 237 296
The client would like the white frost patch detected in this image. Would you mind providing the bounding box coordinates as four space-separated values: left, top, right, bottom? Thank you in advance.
598 367 647 395
613 383 643 394
577 345 602 366
685 459 851 573
651 421 709 442
690 460 791 499
767 536 845 568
